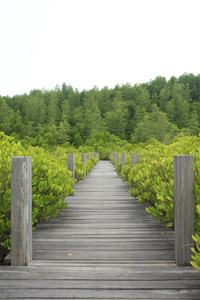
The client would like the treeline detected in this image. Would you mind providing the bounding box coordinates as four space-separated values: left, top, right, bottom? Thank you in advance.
0 72 200 148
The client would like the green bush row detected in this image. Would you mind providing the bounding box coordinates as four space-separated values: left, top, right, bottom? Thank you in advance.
0 132 98 262
114 136 200 269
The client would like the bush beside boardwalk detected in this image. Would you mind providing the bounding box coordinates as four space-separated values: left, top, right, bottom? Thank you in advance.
0 132 98 263
114 137 200 269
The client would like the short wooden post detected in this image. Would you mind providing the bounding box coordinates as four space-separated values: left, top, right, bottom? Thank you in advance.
68 154 75 195
11 157 32 266
113 153 117 165
110 153 113 164
174 155 194 266
121 153 126 171
81 153 86 180
68 153 75 181
117 153 120 164
131 153 138 168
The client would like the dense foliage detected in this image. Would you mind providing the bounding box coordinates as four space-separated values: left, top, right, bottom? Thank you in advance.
114 136 200 269
1 73 200 148
0 132 98 262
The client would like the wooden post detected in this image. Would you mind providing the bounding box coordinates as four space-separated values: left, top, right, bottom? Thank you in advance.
11 157 32 266
81 153 86 180
86 154 90 161
113 153 117 165
121 153 126 171
174 155 194 266
131 153 138 168
68 153 75 181
117 153 120 164
110 153 113 164
68 154 75 195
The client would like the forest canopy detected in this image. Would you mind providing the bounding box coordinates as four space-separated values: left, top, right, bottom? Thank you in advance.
1 72 200 148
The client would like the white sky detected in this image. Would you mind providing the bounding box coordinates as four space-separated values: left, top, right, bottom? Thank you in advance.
0 0 200 97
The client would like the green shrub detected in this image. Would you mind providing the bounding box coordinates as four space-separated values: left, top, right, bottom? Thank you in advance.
191 205 200 269
115 136 200 269
0 133 99 262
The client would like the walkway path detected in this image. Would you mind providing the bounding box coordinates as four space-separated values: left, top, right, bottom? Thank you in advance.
0 161 199 299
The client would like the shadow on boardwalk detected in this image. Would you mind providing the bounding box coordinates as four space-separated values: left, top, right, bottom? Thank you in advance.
0 161 199 299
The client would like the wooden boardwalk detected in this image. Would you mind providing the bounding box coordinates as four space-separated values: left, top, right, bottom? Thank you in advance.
0 160 200 299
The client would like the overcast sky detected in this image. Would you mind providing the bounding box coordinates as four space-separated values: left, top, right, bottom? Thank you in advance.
0 0 200 96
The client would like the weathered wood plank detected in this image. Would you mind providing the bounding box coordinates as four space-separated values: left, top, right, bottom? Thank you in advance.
1 265 199 280
32 231 174 238
32 239 174 251
35 223 172 230
0 288 200 299
33 250 174 260
0 279 200 289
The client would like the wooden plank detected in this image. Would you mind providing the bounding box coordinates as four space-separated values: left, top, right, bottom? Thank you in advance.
1 266 199 280
33 250 174 261
0 288 200 299
35 223 172 230
0 279 200 289
33 240 174 249
32 231 174 238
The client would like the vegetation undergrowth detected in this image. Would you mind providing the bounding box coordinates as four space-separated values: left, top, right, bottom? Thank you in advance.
114 136 200 269
0 132 98 262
